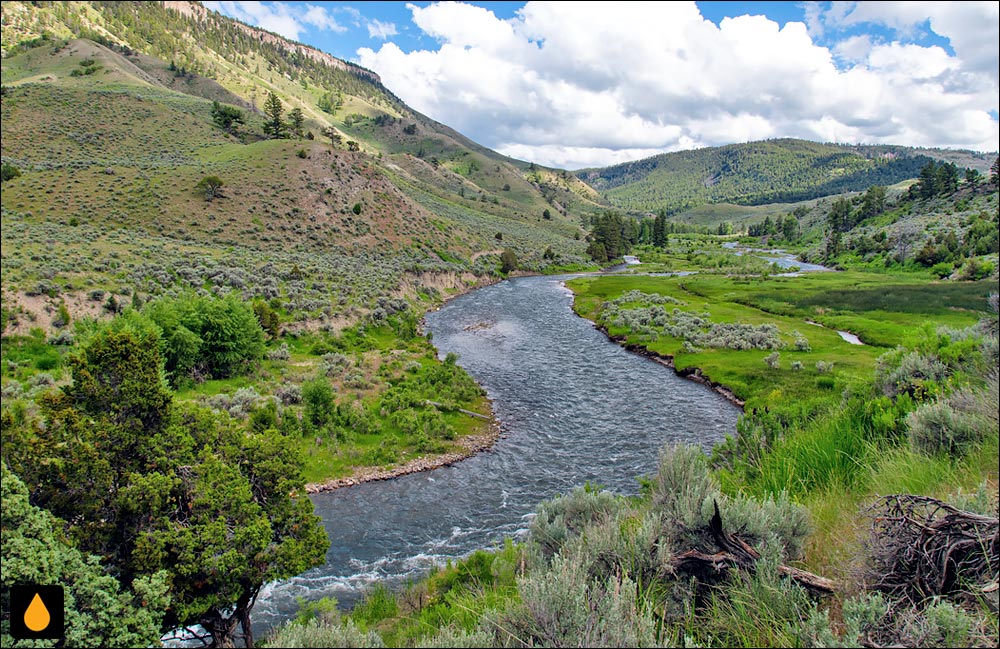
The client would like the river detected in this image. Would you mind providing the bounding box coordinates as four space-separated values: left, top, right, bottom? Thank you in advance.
250 274 741 634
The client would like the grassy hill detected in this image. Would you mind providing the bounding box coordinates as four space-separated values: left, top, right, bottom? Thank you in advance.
0 1 612 331
577 138 996 215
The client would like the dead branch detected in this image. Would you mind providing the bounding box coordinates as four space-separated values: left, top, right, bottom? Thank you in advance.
669 500 836 595
865 494 999 605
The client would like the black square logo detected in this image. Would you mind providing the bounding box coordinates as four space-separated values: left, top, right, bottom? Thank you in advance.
9 584 65 640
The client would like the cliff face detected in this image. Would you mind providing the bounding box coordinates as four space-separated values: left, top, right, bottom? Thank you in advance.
160 0 382 85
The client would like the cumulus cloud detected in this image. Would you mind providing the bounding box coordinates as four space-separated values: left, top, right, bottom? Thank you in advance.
357 1 998 169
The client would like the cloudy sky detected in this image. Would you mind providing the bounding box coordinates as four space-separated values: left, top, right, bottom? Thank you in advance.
203 1 999 170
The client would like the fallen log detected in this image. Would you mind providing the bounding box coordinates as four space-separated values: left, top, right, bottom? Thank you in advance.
669 500 836 596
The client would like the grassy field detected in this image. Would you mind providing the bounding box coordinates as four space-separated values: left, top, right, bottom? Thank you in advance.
569 271 993 409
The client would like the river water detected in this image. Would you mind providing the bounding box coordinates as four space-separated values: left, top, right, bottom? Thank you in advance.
250 274 741 633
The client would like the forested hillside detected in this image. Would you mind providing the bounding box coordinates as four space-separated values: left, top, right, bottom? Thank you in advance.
578 138 996 214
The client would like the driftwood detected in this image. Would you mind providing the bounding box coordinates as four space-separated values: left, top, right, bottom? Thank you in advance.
865 494 999 604
670 500 836 595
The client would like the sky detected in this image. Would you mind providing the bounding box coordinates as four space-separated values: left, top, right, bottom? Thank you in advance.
202 1 1000 170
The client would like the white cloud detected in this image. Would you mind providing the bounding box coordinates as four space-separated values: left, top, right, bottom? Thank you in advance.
822 1 1000 84
367 19 398 40
302 4 347 33
205 1 347 42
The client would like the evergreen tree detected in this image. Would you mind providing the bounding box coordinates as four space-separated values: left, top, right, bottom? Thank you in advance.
262 91 286 139
652 211 667 247
323 126 342 148
210 100 245 133
500 249 519 274
288 107 305 139
827 196 855 233
1 465 170 648
2 316 328 648
936 161 959 195
916 160 938 199
859 185 886 218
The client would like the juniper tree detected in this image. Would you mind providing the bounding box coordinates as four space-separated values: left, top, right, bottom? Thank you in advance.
2 314 328 648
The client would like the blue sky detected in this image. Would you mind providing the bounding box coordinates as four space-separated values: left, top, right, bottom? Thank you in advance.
204 1 999 169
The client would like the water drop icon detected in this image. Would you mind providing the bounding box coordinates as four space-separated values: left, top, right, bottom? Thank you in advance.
24 593 50 632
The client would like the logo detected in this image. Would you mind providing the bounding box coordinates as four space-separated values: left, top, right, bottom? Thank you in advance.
9 585 64 640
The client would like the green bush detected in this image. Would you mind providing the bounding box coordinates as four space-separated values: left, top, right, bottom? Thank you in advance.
906 376 996 457
876 350 949 399
496 551 659 648
144 293 265 382
302 378 335 429
265 618 384 648
528 485 621 560
931 262 954 279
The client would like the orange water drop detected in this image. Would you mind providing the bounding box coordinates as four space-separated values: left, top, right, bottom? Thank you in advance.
24 592 50 632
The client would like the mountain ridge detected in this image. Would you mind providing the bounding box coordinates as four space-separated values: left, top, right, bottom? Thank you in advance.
577 137 997 214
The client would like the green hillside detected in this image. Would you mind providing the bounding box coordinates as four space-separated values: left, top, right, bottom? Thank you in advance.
577 138 996 214
0 1 610 332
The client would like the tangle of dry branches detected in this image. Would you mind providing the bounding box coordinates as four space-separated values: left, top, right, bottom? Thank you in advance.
865 494 999 605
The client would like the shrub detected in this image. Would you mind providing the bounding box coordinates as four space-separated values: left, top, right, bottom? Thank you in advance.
496 551 659 648
0 162 21 182
145 293 265 381
322 352 350 377
275 383 302 405
764 351 780 369
266 618 384 648
267 342 290 361
528 485 621 560
957 258 994 281
196 175 224 201
302 378 335 428
907 395 992 457
876 350 949 398
931 262 954 279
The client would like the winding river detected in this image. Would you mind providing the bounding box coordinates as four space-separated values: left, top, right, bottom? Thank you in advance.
251 274 741 633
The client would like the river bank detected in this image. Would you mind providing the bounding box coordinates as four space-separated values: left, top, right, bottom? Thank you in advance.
304 409 503 493
304 272 508 493
604 326 746 409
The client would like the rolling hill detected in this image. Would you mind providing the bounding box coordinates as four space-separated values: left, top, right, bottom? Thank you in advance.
577 138 997 215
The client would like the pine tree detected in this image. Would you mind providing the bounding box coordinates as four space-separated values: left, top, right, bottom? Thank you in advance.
652 211 667 247
288 107 304 139
262 91 286 139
